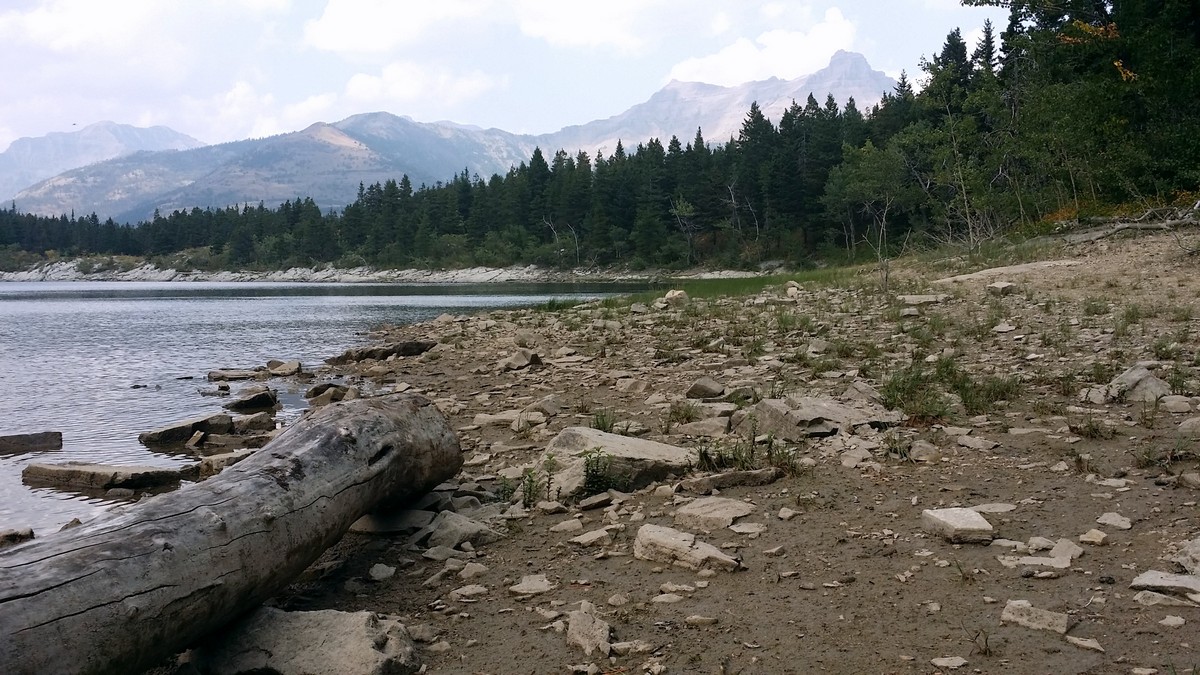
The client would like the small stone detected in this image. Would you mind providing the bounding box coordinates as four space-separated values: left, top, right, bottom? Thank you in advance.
931 656 968 669
571 529 614 548
1050 539 1085 561
537 500 568 514
551 518 584 533
971 503 1016 514
653 485 676 499
566 605 611 656
1097 512 1132 530
607 593 629 606
956 435 999 451
458 562 488 579
674 496 755 530
1000 599 1070 634
578 492 614 511
986 281 1016 296
1027 536 1055 552
729 522 766 535
921 508 994 543
685 615 718 626
508 574 557 595
368 563 396 582
651 593 685 604
1159 615 1186 628
449 584 488 600
1065 636 1104 652
778 507 798 521
1079 529 1108 546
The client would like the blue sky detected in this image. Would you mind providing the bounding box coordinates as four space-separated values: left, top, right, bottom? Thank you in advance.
0 0 1007 150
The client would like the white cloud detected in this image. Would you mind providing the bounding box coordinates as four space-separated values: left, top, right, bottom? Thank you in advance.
344 62 501 107
668 7 856 85
710 11 731 36
304 0 491 54
0 0 160 52
512 0 671 52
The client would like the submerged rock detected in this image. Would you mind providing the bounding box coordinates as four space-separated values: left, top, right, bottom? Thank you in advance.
0 431 63 454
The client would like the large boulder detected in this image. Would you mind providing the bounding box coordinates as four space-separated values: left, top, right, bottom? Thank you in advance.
138 413 234 446
190 607 420 675
538 427 695 499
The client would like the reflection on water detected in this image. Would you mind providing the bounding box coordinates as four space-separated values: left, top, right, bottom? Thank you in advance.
0 281 636 533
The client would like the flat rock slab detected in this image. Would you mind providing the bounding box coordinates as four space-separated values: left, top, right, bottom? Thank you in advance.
1130 570 1200 596
0 431 62 454
22 461 195 490
674 496 755 530
509 574 557 595
198 449 256 479
897 294 949 305
921 508 994 543
633 524 739 572
1097 512 1132 530
139 413 234 446
674 417 729 437
680 468 782 495
207 369 262 382
190 607 420 675
738 397 902 442
540 427 694 499
1000 600 1070 634
325 341 436 365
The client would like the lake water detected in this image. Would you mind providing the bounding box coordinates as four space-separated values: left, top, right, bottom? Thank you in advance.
0 281 635 534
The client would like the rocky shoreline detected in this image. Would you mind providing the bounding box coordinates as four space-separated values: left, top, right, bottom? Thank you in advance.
0 259 766 284
6 232 1200 674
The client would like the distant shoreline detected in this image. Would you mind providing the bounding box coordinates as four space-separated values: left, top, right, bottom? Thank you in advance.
0 260 768 284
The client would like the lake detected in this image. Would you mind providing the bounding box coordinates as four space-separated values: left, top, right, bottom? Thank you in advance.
0 281 637 534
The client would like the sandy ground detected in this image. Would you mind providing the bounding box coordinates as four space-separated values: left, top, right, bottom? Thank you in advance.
192 229 1199 675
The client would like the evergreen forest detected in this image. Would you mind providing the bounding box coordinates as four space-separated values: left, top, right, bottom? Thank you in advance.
3 1 1198 272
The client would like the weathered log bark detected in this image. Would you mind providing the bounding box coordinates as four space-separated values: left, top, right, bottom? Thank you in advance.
0 393 461 675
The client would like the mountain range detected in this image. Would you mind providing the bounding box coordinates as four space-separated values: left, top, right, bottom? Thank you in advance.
4 51 895 223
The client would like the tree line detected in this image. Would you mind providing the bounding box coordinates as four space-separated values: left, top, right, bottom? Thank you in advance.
3 1 1197 272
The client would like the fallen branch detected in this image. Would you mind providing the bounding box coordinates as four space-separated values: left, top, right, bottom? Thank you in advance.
0 393 461 675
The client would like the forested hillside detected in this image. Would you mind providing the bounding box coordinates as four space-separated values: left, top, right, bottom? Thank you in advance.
3 2 1197 272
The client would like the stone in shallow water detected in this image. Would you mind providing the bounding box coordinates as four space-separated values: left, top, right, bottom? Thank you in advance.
21 461 194 490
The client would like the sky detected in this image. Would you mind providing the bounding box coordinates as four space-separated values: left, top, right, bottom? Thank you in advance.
0 0 1007 151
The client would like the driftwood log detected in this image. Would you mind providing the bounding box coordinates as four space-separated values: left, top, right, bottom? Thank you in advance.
0 393 462 675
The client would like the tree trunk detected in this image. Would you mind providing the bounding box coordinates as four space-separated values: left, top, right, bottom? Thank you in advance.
0 393 462 675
